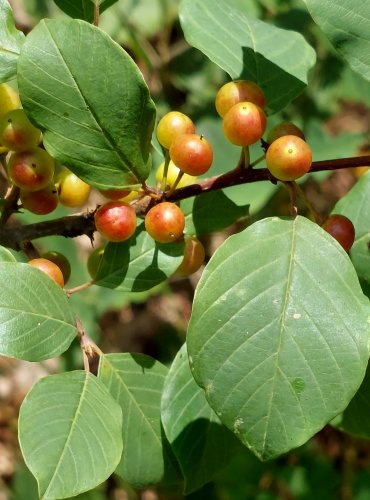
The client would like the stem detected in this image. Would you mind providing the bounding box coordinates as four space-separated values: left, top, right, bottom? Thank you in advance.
20 240 40 260
93 3 99 26
166 171 184 196
160 151 171 192
285 182 298 218
243 146 250 168
65 280 94 297
295 183 323 224
250 154 265 168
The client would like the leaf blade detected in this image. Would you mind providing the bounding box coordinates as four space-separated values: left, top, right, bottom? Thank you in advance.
0 0 25 82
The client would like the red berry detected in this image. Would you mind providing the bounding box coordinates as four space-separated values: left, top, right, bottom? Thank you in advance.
7 148 54 191
145 202 185 243
28 258 64 288
41 251 71 284
216 80 266 117
94 201 137 242
321 214 355 252
222 102 266 146
156 111 195 150
169 134 213 176
265 135 312 181
99 188 131 200
20 184 58 215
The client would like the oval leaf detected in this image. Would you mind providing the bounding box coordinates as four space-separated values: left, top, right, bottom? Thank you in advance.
95 222 184 292
179 0 316 114
17 19 155 189
19 371 123 500
0 262 76 361
0 244 16 262
333 171 370 283
0 0 25 82
98 353 182 488
161 344 242 494
187 216 370 460
304 0 370 82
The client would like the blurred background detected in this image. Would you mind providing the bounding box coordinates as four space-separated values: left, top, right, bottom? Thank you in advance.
1 1 370 499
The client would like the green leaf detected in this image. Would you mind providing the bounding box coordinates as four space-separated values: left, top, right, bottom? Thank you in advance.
95 222 184 292
19 371 123 500
0 244 16 262
332 363 370 439
179 0 316 114
0 262 76 361
0 0 25 82
17 19 156 190
182 191 249 236
304 0 370 82
161 344 242 494
98 353 182 487
187 216 370 460
53 0 118 21
333 171 370 283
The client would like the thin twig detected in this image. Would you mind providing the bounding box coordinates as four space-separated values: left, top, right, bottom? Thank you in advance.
65 281 94 297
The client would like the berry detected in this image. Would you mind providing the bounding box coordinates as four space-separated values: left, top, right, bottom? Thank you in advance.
41 251 71 284
156 160 197 190
94 201 137 242
0 109 41 152
28 258 64 288
265 135 312 181
145 202 185 243
7 148 54 191
0 84 21 119
20 183 58 215
169 134 213 176
215 80 266 117
87 246 105 279
56 168 91 207
174 236 205 277
266 122 305 144
321 214 355 252
99 188 132 200
156 111 195 149
222 102 266 146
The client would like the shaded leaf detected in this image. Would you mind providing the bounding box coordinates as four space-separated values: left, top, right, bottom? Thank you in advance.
95 222 184 292
53 0 118 22
0 262 76 361
98 353 182 487
0 245 16 262
187 216 370 460
304 0 370 82
18 19 155 190
179 0 316 114
161 344 242 494
18 371 123 500
182 191 249 236
0 0 25 82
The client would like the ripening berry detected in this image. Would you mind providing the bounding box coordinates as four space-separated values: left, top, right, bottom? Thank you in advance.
28 258 64 288
94 201 137 242
321 214 355 252
265 135 312 181
169 134 213 176
87 246 105 279
156 160 197 190
216 80 266 117
7 148 54 191
41 251 71 284
222 102 266 146
0 84 21 119
266 122 305 144
174 236 205 277
145 202 185 243
156 111 195 149
99 188 132 200
56 168 91 207
0 109 41 152
20 183 58 215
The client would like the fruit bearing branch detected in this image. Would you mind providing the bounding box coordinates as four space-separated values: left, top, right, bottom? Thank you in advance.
0 154 369 251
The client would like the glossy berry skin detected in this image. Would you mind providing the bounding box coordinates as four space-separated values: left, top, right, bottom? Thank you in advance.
156 160 197 190
170 134 213 176
321 214 355 252
0 109 41 152
28 258 64 288
87 246 105 279
145 202 185 244
56 168 91 207
41 251 71 284
20 183 58 215
8 148 54 191
94 201 137 242
174 236 205 277
216 80 266 117
222 102 266 146
265 135 312 181
156 111 195 149
266 122 305 144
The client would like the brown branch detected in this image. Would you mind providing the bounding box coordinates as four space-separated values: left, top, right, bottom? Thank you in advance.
0 154 368 251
